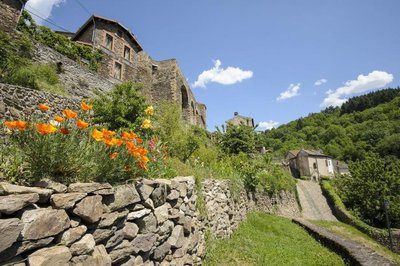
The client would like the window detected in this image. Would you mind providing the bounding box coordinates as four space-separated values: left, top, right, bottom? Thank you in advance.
124 46 131 61
105 33 113 50
313 163 317 169
113 62 122 80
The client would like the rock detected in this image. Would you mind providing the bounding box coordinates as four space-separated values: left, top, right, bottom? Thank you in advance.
0 218 23 253
136 213 157 233
131 233 157 253
159 220 174 239
0 193 40 214
151 184 167 208
50 193 87 209
167 225 185 248
132 204 145 211
21 208 70 240
119 256 136 266
106 184 141 211
127 208 151 220
173 239 189 258
70 217 81 228
143 198 155 210
105 229 124 249
68 182 112 194
99 210 128 228
136 183 154 201
92 245 112 266
34 179 67 193
91 227 116 243
16 237 54 256
152 241 171 261
72 195 103 223
167 190 180 201
93 188 115 195
188 230 200 251
0 182 52 203
28 246 72 266
70 255 95 265
109 240 135 264
70 234 96 255
121 222 139 240
59 225 87 246
177 183 187 198
154 204 170 225
183 217 192 235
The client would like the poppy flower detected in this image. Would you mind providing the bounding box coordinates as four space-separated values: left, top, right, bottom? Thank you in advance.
54 116 65 122
109 153 118 160
91 129 103 141
102 128 116 137
122 131 138 140
76 119 89 129
144 106 154 116
63 109 77 119
141 119 152 129
60 128 70 135
4 120 28 130
36 123 57 135
38 104 49 111
80 101 93 111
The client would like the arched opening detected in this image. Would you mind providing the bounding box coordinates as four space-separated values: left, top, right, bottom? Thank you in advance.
181 86 189 119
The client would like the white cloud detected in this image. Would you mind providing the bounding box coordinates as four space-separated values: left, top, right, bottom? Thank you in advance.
25 0 65 24
276 83 300 101
314 78 327 86
320 70 393 107
192 60 253 88
258 120 279 130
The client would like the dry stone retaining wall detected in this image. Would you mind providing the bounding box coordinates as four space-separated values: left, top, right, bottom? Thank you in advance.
0 177 300 265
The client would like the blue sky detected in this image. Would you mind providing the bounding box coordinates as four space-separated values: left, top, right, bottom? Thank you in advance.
25 0 400 131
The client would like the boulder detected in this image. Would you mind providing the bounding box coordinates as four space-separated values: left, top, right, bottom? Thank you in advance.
91 227 116 243
167 190 180 201
0 218 23 253
167 225 185 248
106 184 141 211
92 245 112 266
150 184 167 208
70 234 96 256
15 237 54 256
98 210 128 228
68 182 112 194
72 195 103 223
50 193 87 209
143 198 155 210
0 182 52 203
28 246 72 266
131 233 157 253
104 229 124 249
136 213 157 233
121 222 139 240
127 208 151 220
59 225 87 246
0 193 39 214
154 204 170 225
21 208 70 240
109 240 135 264
136 183 154 201
34 179 67 193
152 241 171 261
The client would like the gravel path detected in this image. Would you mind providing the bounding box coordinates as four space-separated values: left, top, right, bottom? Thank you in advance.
296 179 338 221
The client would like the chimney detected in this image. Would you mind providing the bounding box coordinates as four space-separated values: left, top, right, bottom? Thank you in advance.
234 112 238 116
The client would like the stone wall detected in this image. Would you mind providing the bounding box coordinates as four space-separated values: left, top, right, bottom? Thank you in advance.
0 177 300 265
0 0 25 33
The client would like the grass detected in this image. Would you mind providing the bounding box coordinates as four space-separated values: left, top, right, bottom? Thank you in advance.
204 212 346 266
311 220 400 265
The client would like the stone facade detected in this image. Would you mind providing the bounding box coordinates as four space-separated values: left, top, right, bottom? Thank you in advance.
0 0 26 33
0 177 300 265
226 112 254 127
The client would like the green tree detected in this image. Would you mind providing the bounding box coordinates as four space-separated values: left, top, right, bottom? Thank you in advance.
217 125 256 155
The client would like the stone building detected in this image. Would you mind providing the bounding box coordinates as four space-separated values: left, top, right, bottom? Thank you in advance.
68 15 207 129
0 0 27 33
226 112 254 127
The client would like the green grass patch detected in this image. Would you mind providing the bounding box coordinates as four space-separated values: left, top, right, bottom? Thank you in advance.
311 220 400 265
204 212 346 266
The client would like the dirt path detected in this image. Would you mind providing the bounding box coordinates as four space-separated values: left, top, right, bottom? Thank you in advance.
296 179 337 221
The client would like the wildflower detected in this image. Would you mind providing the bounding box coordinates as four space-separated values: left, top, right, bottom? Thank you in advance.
63 109 77 119
38 104 49 111
148 139 156 150
138 156 149 170
54 116 64 122
102 128 116 137
109 152 118 160
76 119 89 129
144 106 154 116
135 137 143 144
80 101 93 111
103 137 122 146
36 123 57 135
4 120 28 130
122 131 138 140
141 119 152 129
60 128 70 135
91 129 103 141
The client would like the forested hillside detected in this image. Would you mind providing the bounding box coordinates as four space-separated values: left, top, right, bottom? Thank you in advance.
259 88 400 162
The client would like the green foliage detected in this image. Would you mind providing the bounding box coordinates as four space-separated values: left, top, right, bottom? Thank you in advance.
91 82 148 131
216 124 256 155
335 156 400 228
204 212 346 266
17 10 103 72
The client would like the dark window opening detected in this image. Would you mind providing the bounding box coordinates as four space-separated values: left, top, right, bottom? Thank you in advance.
313 162 317 169
114 62 122 80
105 33 113 50
124 46 131 61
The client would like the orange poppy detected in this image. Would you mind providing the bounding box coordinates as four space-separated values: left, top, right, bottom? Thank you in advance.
38 104 49 111
102 128 116 137
36 123 57 135
103 137 123 146
109 153 118 160
63 109 77 119
60 128 70 135
4 120 28 130
76 119 89 129
135 138 143 144
91 129 103 141
122 131 138 140
80 101 93 111
54 116 65 122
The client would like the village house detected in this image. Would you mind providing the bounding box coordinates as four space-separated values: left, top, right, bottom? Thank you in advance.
226 112 254 127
